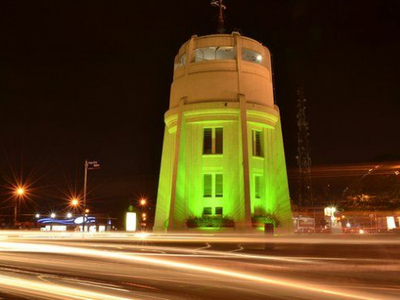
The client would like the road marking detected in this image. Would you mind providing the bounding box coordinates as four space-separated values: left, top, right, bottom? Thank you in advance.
229 244 244 252
194 242 211 251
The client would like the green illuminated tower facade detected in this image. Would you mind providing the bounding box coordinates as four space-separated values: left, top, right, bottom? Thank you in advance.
154 33 292 233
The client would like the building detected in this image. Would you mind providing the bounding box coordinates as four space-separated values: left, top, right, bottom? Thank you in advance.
154 32 292 233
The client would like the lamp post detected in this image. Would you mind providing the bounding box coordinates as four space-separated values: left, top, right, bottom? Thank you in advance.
81 160 100 232
82 160 88 232
139 198 148 230
14 187 25 227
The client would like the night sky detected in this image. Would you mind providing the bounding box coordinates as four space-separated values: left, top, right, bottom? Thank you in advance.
1 1 399 214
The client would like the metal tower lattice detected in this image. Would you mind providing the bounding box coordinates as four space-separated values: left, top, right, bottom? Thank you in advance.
296 88 313 208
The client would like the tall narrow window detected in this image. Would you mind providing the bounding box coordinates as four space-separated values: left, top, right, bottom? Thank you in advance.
215 174 223 197
203 128 212 154
203 173 224 198
203 127 223 154
255 176 261 199
252 130 263 157
215 128 223 154
203 174 212 197
215 207 223 215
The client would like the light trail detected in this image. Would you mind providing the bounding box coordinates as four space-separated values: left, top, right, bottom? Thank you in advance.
0 273 136 300
0 241 395 300
41 241 318 264
2 231 400 246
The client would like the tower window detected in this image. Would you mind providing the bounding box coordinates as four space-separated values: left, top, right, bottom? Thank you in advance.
203 174 212 197
175 53 186 70
203 207 212 215
215 207 223 215
252 130 263 157
203 128 223 155
215 128 223 154
255 176 261 199
203 173 223 198
194 47 235 62
242 48 263 64
215 174 223 197
203 128 213 154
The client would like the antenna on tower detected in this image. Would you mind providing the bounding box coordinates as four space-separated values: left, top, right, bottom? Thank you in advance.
296 87 314 209
211 0 227 34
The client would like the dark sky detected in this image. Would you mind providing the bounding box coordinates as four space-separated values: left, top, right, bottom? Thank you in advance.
0 1 399 213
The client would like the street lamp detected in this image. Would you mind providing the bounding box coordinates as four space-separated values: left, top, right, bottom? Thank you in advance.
35 213 40 219
139 199 148 230
50 213 56 219
16 188 25 196
71 198 79 206
66 212 72 218
14 186 25 226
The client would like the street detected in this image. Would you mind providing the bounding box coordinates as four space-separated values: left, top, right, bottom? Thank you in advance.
0 232 399 300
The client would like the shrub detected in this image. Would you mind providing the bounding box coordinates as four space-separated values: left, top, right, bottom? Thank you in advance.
186 215 234 228
252 206 280 227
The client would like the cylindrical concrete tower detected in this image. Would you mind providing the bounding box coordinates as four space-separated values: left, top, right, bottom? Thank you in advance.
154 32 292 233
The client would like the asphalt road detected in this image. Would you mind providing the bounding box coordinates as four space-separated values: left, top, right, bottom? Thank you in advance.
0 232 399 300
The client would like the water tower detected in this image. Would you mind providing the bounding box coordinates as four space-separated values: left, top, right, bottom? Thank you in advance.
154 32 292 233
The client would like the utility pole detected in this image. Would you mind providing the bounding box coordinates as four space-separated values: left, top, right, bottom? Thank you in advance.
296 88 314 213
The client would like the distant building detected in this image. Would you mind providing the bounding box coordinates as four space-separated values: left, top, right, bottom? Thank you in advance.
154 33 292 232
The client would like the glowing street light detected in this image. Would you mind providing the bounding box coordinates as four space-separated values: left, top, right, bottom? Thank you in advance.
66 212 72 218
139 198 147 206
85 209 90 213
71 198 79 206
50 213 56 219
35 213 40 219
14 186 26 226
16 187 25 196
